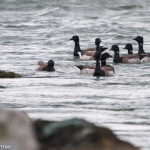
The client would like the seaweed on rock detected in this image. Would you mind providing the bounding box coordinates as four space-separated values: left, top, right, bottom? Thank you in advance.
0 70 21 78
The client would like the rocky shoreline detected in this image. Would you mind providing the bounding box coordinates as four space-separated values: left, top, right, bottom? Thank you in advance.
0 109 140 150
0 70 21 78
0 85 5 88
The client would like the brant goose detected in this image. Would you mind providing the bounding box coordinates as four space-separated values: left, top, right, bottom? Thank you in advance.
100 53 115 75
133 36 150 62
42 60 55 71
123 43 139 58
110 45 144 64
36 61 47 71
75 52 115 76
93 38 105 77
124 43 134 54
70 35 107 60
78 46 108 60
36 60 55 72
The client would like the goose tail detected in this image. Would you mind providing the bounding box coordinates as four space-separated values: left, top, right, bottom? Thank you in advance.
78 52 83 59
73 65 82 73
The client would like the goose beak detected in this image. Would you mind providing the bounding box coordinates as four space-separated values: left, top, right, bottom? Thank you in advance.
102 47 108 51
103 47 108 49
133 37 136 40
69 37 73 40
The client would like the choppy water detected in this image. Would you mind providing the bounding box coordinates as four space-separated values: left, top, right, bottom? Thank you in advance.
1 0 150 149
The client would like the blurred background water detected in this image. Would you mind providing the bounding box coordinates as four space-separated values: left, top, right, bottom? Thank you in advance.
0 0 150 149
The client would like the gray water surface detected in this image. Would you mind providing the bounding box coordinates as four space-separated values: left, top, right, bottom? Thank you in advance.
1 0 150 149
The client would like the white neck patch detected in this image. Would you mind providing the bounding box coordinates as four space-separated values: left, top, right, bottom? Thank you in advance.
130 50 133 53
139 43 143 46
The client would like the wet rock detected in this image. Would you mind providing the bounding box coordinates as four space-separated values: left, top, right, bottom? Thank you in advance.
0 70 21 78
0 109 140 150
34 118 139 150
0 85 5 88
0 108 38 150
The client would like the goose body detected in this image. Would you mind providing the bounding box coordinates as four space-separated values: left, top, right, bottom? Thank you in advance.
77 52 94 60
122 54 139 59
77 47 108 60
110 45 144 64
36 61 47 71
122 43 139 59
70 35 100 57
140 56 150 63
75 53 115 76
122 57 141 64
75 65 114 76
101 53 115 76
36 60 55 72
133 36 150 62
70 35 107 60
75 65 95 74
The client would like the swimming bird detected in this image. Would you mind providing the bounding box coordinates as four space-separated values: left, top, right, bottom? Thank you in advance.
70 35 107 60
75 52 115 76
70 35 99 56
36 60 55 72
42 60 55 71
122 43 139 58
100 53 115 75
93 38 105 77
133 36 147 54
78 46 108 60
123 43 134 55
110 45 143 64
133 36 150 62
36 61 47 71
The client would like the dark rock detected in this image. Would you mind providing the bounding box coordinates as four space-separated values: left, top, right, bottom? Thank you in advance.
0 70 21 78
0 85 5 88
0 108 140 150
34 120 55 142
34 118 139 150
